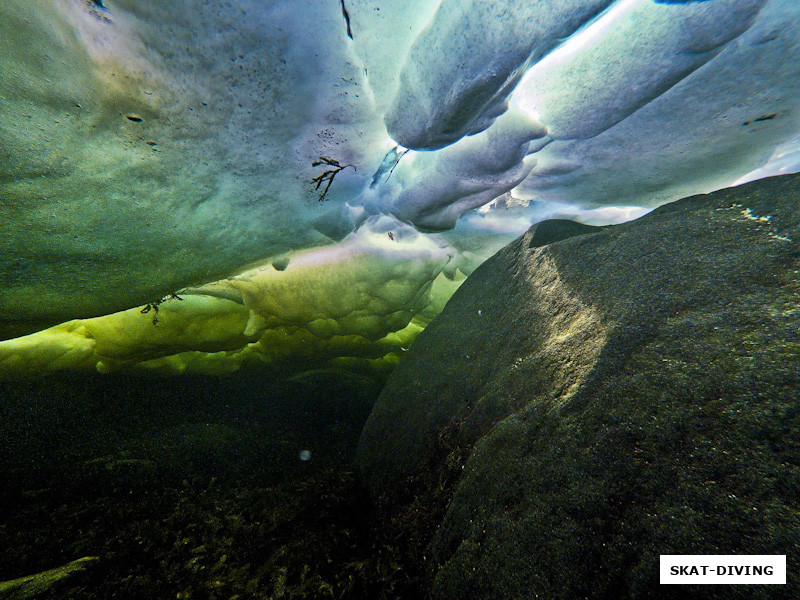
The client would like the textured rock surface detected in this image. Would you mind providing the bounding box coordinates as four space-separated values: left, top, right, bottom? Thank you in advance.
358 173 800 599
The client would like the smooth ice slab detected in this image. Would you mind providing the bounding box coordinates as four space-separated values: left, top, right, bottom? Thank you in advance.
383 111 547 230
385 0 615 149
515 0 800 209
514 0 768 140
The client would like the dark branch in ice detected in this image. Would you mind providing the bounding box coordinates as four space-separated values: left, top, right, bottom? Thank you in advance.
385 149 409 183
140 292 183 326
311 156 355 202
340 0 353 40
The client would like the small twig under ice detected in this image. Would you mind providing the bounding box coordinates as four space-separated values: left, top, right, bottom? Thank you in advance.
140 292 183 326
311 156 355 201
385 148 409 183
339 0 353 40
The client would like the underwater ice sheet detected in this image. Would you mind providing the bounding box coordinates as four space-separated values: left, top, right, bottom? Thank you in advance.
0 0 798 374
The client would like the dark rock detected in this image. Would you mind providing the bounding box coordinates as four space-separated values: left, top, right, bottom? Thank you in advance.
357 173 800 599
525 218 603 248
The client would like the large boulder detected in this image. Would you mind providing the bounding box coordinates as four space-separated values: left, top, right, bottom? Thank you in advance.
357 173 800 599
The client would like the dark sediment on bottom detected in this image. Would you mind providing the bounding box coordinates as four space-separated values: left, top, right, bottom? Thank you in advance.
0 369 436 599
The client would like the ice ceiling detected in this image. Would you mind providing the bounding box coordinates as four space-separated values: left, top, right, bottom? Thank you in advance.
1 0 799 376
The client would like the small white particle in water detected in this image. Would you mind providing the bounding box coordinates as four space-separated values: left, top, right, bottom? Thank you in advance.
299 449 312 462
477 309 483 316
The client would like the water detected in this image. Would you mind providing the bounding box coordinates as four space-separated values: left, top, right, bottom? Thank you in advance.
0 369 428 599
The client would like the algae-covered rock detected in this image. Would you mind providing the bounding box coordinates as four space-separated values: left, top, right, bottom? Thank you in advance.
0 557 98 599
358 172 800 599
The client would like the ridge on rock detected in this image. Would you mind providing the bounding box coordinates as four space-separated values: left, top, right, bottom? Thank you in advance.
357 173 800 599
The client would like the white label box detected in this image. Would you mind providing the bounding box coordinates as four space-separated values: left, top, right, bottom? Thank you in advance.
660 555 786 584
